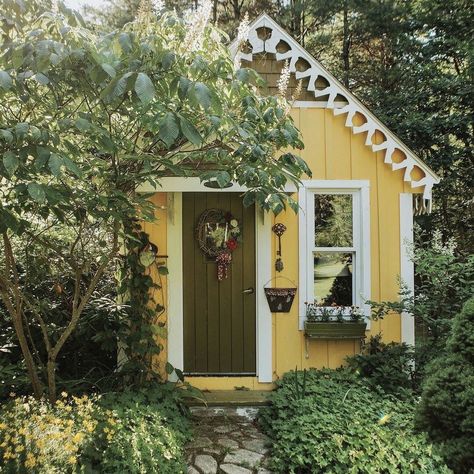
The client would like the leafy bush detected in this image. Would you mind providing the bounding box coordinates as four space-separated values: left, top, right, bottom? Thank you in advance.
0 385 190 473
416 298 474 473
0 228 130 399
260 369 450 473
346 334 415 394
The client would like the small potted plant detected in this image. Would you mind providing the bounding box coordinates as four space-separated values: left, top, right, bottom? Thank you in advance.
304 302 367 339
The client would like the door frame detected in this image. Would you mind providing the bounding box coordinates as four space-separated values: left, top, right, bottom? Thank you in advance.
150 179 274 383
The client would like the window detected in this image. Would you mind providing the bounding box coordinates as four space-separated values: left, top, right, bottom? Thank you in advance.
298 181 370 328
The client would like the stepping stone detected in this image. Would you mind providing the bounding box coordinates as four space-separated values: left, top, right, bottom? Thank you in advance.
217 437 239 449
187 467 200 474
195 454 218 474
215 425 233 434
188 436 212 448
242 438 269 454
220 464 252 474
223 448 264 468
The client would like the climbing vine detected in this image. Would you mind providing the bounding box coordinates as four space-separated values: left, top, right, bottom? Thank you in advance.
117 219 173 386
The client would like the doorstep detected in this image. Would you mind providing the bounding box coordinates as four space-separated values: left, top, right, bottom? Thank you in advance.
184 390 271 407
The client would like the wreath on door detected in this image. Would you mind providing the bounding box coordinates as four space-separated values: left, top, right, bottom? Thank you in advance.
196 209 241 280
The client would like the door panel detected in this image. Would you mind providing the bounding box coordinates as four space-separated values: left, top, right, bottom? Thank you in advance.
182 192 256 375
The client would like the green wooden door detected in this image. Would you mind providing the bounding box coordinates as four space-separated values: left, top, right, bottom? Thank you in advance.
182 192 256 375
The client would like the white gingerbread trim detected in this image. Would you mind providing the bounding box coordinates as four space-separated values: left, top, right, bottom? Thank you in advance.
230 14 440 201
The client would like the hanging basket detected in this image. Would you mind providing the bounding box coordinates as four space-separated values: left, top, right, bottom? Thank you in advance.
264 277 297 313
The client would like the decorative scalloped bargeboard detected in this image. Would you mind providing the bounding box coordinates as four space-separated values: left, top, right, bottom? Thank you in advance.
230 14 440 209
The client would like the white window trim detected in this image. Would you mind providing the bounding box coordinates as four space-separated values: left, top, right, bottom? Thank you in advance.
298 180 371 330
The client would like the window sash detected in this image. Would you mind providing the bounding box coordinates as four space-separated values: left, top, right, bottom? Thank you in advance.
298 180 371 330
307 190 361 308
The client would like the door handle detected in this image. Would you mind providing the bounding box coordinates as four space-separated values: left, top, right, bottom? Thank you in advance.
242 287 254 294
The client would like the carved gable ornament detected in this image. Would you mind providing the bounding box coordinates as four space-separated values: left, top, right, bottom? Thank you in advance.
230 14 440 212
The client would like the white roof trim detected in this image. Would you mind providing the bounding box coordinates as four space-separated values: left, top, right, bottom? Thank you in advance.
230 13 440 200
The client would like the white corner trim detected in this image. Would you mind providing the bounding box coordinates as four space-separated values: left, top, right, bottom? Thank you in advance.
231 13 440 200
298 180 371 329
400 194 415 345
165 191 273 383
167 193 184 379
257 209 273 382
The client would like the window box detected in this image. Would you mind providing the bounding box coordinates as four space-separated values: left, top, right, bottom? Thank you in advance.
304 320 367 339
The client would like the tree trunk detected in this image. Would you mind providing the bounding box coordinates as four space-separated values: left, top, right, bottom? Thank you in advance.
342 0 351 88
47 358 57 403
12 316 43 398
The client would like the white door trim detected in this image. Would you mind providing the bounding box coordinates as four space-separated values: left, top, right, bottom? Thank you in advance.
165 190 273 383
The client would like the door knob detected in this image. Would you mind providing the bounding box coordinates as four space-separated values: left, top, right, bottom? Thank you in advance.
242 287 254 294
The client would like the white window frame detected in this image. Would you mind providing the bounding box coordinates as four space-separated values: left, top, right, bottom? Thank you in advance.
298 180 371 330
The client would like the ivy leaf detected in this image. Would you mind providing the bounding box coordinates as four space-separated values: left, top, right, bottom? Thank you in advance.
135 72 155 104
158 112 179 148
179 116 202 146
165 362 174 374
139 250 155 267
0 71 13 90
3 151 19 176
158 266 169 275
27 182 46 203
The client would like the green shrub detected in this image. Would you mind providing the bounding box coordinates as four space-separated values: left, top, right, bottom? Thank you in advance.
260 369 450 474
416 298 474 473
0 385 190 473
346 334 415 394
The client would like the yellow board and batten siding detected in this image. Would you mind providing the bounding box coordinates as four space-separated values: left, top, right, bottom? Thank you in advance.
146 103 417 390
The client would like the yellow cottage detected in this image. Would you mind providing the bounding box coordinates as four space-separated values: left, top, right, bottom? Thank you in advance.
139 14 440 391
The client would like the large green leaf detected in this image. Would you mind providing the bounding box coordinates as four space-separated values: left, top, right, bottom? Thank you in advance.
0 71 13 90
191 82 212 110
101 63 116 78
0 130 13 143
179 116 202 146
3 151 19 176
158 112 179 147
27 183 46 203
135 72 155 104
48 153 64 176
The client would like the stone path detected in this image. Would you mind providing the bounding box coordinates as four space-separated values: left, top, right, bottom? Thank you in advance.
186 406 273 474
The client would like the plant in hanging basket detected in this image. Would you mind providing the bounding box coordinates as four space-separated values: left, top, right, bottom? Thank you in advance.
304 302 367 339
264 287 297 313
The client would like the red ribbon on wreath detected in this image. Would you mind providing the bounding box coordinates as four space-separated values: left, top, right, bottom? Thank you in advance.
216 251 232 281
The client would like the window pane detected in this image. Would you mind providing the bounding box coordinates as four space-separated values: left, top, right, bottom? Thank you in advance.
314 194 353 247
314 252 353 305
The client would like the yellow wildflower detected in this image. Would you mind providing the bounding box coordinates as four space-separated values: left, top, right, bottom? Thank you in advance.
61 392 68 398
68 456 77 465
0 422 6 430
378 414 391 425
106 433 113 441
72 432 85 443
15 445 25 453
25 453 37 468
